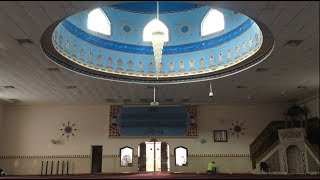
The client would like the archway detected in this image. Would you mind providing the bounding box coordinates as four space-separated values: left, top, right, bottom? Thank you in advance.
286 145 303 174
138 139 170 172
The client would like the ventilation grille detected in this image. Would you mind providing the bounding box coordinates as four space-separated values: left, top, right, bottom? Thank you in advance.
283 40 303 47
181 98 190 103
9 99 21 103
297 86 307 89
66 86 77 89
106 98 116 102
47 68 60 72
15 39 34 45
256 68 269 72
237 85 248 89
3 86 15 89
123 99 132 103
165 99 174 103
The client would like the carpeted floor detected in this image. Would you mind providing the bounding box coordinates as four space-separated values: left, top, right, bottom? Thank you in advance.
1 173 320 179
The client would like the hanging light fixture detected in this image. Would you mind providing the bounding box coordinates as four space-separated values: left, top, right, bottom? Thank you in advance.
151 1 165 77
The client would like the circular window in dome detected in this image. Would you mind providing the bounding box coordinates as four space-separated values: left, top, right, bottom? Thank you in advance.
41 2 274 85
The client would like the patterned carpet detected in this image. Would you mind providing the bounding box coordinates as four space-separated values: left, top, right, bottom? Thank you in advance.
1 173 320 179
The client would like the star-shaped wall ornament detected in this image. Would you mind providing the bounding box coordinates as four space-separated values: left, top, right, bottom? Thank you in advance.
60 121 78 139
229 121 247 138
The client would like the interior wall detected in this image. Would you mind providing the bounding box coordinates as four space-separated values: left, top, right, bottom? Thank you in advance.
0 102 4 146
0 103 289 174
298 95 319 118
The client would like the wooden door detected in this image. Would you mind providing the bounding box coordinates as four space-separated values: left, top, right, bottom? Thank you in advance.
91 145 103 174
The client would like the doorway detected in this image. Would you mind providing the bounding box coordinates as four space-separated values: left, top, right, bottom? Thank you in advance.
138 139 170 172
91 145 103 174
286 145 303 174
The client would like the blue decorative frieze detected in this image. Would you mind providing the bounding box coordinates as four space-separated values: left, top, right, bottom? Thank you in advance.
61 18 254 55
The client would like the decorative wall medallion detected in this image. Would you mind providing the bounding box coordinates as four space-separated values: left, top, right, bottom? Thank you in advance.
123 25 131 33
181 26 189 33
60 121 78 139
229 121 247 138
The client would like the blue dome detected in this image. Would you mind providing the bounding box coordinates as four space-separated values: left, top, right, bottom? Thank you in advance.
41 2 274 84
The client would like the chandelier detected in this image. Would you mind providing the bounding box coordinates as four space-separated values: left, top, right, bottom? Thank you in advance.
152 1 165 77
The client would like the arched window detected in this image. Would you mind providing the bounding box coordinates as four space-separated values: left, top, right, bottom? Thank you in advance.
120 146 133 167
201 9 225 36
87 8 111 36
143 19 169 42
174 146 188 166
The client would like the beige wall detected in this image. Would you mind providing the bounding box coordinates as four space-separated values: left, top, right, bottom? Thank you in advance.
0 102 4 145
298 95 319 118
0 103 289 174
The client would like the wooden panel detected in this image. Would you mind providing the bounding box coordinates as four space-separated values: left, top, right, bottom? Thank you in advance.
138 143 146 172
161 142 168 172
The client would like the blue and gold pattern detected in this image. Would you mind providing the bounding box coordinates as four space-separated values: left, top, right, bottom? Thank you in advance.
42 2 273 84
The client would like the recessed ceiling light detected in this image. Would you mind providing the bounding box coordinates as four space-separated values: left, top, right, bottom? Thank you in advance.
3 86 15 89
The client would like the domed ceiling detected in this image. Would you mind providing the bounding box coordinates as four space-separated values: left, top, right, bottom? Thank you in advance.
41 1 274 84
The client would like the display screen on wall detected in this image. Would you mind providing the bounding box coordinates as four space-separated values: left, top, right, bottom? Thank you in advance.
109 105 197 137
120 147 133 167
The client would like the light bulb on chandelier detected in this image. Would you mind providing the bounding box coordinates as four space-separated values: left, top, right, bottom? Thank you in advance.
151 1 165 78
